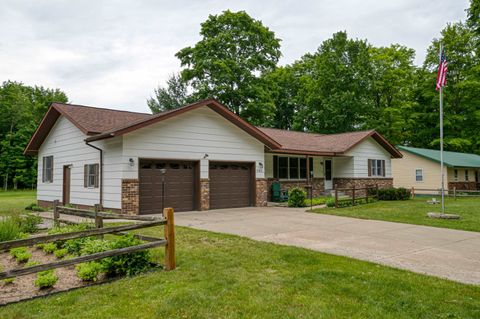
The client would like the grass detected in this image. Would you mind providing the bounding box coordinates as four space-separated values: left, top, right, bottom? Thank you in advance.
1 226 479 318
312 197 480 232
0 191 479 318
0 190 36 216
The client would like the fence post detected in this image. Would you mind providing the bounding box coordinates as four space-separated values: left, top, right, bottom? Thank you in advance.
366 186 369 203
411 187 415 199
53 200 60 227
352 185 356 206
94 204 104 229
334 184 338 208
164 207 176 271
454 187 456 200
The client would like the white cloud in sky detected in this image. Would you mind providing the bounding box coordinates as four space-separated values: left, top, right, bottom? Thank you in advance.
0 0 469 113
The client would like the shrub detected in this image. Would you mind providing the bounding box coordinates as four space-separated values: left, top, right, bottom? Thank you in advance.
25 203 47 212
76 262 103 282
0 217 21 242
375 187 411 200
48 224 94 253
34 270 58 289
80 239 111 256
288 187 307 207
3 277 15 285
54 248 68 259
10 247 32 263
16 214 42 233
102 235 152 277
43 242 57 254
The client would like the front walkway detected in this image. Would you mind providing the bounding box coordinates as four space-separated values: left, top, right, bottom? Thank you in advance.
175 207 480 285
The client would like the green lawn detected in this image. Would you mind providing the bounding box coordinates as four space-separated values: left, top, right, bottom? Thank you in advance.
312 197 480 232
0 190 36 216
1 191 479 318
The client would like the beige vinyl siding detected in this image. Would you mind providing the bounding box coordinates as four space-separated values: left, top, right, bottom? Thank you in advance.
345 137 392 178
264 153 324 179
122 106 266 179
447 167 479 183
392 151 446 190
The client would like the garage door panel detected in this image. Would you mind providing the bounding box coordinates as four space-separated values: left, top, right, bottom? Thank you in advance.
139 160 196 214
209 162 252 210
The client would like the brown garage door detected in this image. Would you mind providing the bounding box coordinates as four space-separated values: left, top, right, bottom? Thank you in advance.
209 162 253 209
139 160 196 214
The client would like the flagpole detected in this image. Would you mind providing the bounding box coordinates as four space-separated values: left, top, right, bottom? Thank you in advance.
439 42 445 215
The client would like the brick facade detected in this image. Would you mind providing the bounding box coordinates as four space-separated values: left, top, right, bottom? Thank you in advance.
200 178 210 210
448 181 478 191
255 179 268 207
121 178 139 215
266 178 325 201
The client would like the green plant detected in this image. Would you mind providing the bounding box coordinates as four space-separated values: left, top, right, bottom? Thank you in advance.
102 235 152 277
288 187 307 207
34 243 45 250
24 261 40 267
80 239 111 255
25 203 47 212
10 247 32 263
54 248 68 259
34 270 58 289
76 262 103 282
0 217 21 241
371 187 411 200
16 213 42 233
42 242 57 254
48 224 94 253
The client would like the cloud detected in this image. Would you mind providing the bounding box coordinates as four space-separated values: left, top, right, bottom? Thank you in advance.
0 0 469 113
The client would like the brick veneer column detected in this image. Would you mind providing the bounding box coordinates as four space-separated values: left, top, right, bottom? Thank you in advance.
122 178 139 215
200 178 210 210
255 178 268 207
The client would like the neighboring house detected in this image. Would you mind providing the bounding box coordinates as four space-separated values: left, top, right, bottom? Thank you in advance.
392 146 480 191
25 99 401 214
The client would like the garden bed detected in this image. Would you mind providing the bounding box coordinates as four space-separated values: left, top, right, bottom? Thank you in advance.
0 245 105 305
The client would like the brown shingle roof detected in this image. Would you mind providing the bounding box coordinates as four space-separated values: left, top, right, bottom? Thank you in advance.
53 103 151 134
258 127 402 158
24 99 401 158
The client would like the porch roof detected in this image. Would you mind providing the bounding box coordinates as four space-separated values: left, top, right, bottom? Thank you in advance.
258 128 402 158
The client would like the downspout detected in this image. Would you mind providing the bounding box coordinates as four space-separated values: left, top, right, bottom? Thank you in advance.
85 140 103 207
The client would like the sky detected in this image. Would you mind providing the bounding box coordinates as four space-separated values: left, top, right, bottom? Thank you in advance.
0 0 470 113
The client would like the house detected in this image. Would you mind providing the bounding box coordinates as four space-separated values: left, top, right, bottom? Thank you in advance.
392 146 480 192
24 99 401 214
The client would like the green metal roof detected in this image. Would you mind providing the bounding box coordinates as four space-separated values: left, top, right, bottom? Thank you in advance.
397 146 480 168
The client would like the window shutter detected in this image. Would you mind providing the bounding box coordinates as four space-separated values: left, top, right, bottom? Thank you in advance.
42 157 45 183
368 159 372 177
84 165 88 188
94 164 99 188
382 160 386 177
273 155 278 179
51 157 54 182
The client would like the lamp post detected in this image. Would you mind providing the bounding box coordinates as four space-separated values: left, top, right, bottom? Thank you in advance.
159 168 167 215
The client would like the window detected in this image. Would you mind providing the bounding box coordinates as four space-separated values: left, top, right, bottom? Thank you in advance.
415 169 423 182
465 169 469 181
454 169 458 181
273 156 314 180
84 164 99 188
368 159 385 177
42 156 53 183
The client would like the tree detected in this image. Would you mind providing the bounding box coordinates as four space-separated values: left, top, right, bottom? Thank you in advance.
0 81 68 190
366 44 417 145
467 0 480 35
175 10 281 125
147 73 190 114
417 22 480 153
292 32 373 133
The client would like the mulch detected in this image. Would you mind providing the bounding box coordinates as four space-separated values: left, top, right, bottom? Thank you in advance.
0 244 107 305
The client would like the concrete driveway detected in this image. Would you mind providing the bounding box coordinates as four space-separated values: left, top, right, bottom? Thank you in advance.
175 206 480 285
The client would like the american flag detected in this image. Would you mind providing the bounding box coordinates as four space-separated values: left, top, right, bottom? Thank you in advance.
436 48 448 91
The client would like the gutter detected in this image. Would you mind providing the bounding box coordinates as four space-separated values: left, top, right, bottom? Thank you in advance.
85 140 103 207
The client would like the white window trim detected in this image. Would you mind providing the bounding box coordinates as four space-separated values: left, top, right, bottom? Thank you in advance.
276 156 312 181
369 159 385 177
415 168 423 182
43 155 53 184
